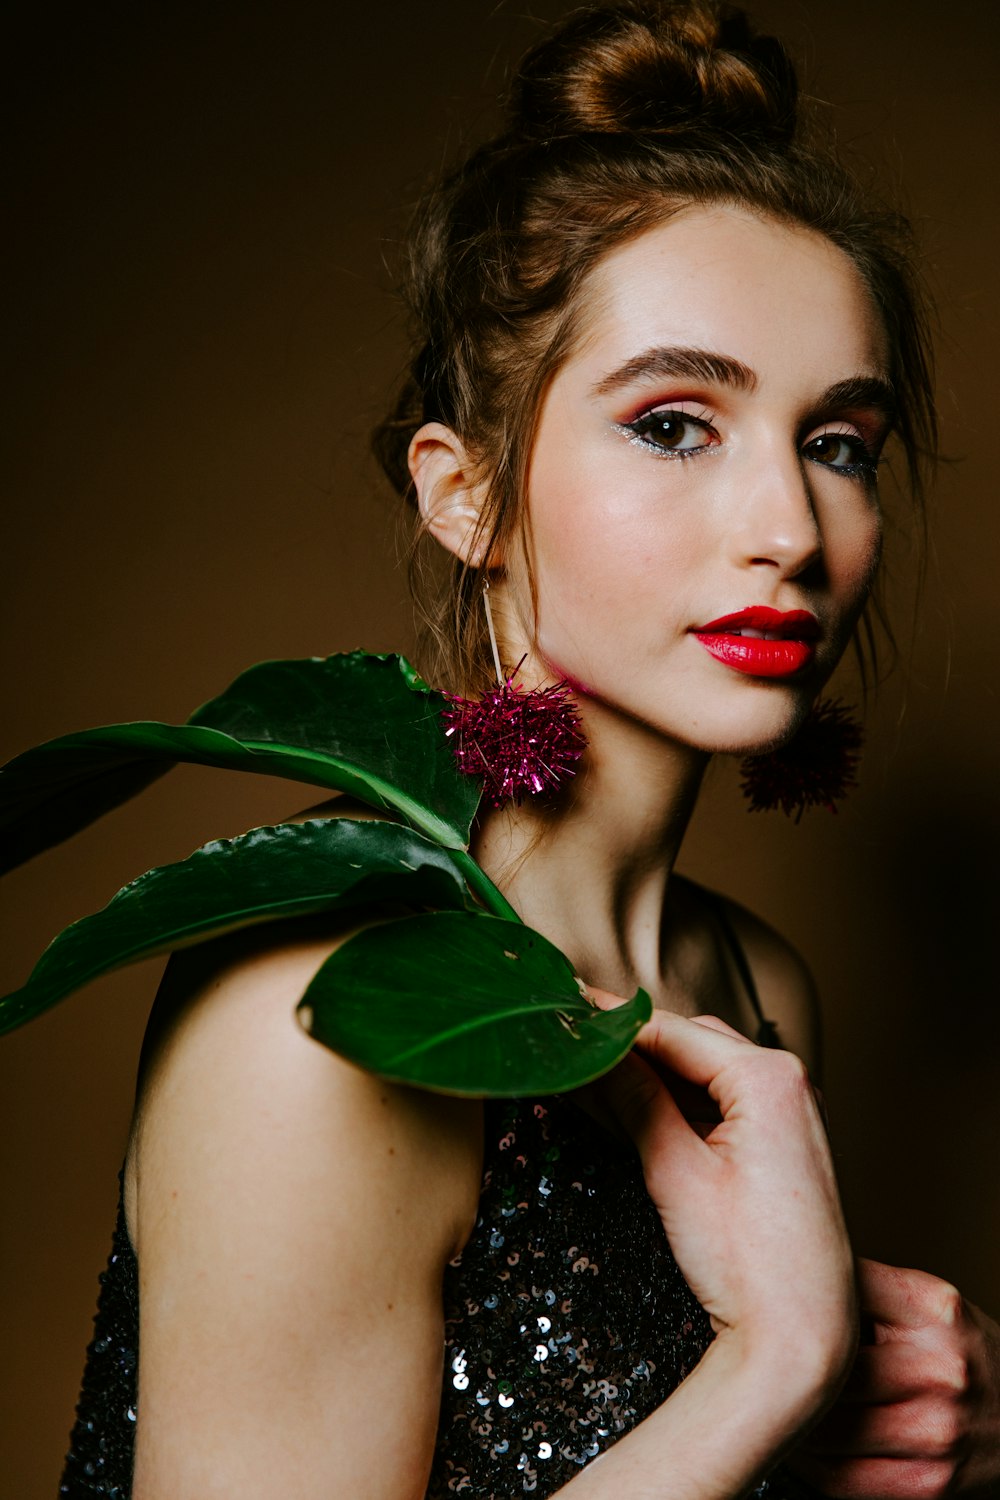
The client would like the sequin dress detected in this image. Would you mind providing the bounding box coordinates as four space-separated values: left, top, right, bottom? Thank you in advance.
425 1086 816 1498
60 908 818 1498
429 1091 718 1496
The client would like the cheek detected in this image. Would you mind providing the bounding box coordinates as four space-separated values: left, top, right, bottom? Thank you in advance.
528 430 697 590
523 416 705 657
843 506 883 592
823 500 883 625
529 484 673 637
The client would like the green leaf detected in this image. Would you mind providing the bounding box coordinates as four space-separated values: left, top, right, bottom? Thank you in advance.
300 911 651 1096
0 819 477 1037
0 735 173 877
0 723 272 877
189 653 478 845
0 653 481 876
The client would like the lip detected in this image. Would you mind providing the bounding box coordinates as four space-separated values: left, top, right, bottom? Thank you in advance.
691 607 820 679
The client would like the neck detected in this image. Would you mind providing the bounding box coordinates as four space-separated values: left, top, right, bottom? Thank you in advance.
472 693 709 999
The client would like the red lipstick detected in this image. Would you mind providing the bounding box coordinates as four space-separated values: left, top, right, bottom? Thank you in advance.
692 607 819 679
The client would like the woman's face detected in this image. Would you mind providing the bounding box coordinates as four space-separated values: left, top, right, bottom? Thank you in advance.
509 204 890 755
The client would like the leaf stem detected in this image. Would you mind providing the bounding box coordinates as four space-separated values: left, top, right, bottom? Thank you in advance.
450 851 520 922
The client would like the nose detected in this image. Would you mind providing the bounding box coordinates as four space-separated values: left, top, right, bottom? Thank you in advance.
731 444 823 579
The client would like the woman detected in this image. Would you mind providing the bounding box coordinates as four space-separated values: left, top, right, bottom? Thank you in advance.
18 2 998 1496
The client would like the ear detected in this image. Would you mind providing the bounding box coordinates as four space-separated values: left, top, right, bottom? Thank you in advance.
408 422 493 567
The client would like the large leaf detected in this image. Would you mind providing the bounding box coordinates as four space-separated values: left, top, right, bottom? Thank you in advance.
0 819 477 1037
300 910 651 1096
0 723 299 878
0 653 481 875
189 653 479 845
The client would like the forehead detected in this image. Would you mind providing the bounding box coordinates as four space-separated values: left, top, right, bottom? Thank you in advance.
568 204 888 391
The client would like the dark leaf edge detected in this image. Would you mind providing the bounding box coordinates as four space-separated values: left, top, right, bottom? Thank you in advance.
0 653 482 878
0 818 479 1038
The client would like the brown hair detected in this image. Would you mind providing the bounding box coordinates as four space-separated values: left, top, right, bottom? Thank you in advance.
373 0 936 694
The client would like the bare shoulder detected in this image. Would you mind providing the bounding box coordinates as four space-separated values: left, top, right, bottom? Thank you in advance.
670 874 822 1076
129 915 482 1243
714 892 822 1077
127 916 482 1495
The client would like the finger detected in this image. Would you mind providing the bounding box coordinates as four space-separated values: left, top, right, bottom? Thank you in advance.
629 1007 765 1091
804 1394 957 1459
692 1013 828 1127
688 1014 756 1043
857 1258 965 1333
789 1451 955 1500
583 984 633 1011
590 1002 724 1129
838 1342 944 1403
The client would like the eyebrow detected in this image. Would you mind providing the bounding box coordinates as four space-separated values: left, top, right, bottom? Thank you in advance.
819 376 897 424
592 345 757 397
591 344 897 422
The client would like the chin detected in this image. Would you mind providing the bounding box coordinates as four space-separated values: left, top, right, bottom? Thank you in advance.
558 651 830 759
685 688 819 758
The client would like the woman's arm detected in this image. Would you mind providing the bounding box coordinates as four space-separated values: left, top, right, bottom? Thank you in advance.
129 931 857 1499
128 922 483 1499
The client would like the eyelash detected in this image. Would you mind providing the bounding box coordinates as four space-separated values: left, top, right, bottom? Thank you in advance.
619 408 717 460
620 408 882 480
801 426 881 480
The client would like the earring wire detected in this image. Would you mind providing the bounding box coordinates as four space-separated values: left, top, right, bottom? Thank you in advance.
482 581 504 688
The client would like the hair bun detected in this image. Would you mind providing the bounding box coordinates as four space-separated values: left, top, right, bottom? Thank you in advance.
512 1 797 145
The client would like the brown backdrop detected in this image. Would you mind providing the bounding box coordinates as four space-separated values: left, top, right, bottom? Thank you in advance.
2 1 998 1492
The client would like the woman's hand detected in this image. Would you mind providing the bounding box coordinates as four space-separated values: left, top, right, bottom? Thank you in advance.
596 1006 858 1406
551 1007 858 1497
788 1258 1000 1498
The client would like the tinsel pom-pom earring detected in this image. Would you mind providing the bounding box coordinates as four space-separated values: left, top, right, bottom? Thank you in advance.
441 584 587 807
739 697 863 822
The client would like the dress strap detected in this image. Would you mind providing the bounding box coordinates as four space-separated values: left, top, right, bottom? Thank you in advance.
707 893 782 1050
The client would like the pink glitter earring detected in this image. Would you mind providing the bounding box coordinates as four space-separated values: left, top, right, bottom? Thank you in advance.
739 698 863 822
441 583 587 807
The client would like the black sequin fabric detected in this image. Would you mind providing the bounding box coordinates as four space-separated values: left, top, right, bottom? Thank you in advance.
61 1104 818 1499
427 1095 814 1499
427 1093 712 1497
60 1177 137 1498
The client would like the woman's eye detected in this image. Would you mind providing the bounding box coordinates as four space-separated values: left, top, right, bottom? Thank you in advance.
624 410 717 456
803 430 877 475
